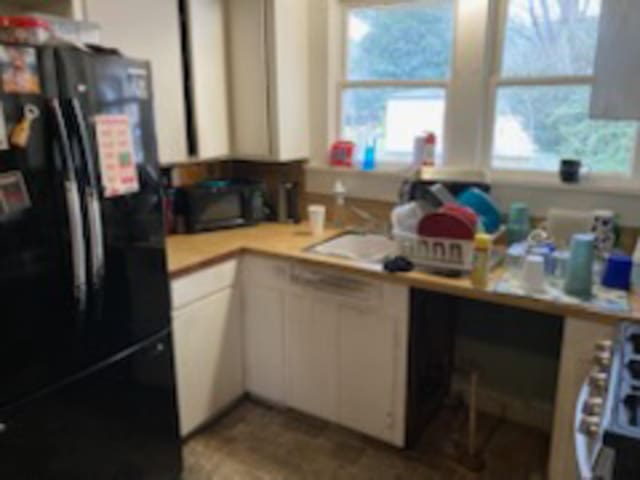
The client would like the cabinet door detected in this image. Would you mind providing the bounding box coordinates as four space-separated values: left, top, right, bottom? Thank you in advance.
548 317 616 480
173 288 243 436
226 0 271 158
285 292 338 422
85 0 188 164
591 0 640 120
270 0 310 160
185 0 230 158
337 304 397 444
243 284 286 404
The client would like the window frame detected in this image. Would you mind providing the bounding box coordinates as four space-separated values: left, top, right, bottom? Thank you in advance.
484 0 640 183
336 0 459 168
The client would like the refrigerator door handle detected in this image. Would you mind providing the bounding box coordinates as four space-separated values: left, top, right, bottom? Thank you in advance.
50 98 88 310
70 98 105 289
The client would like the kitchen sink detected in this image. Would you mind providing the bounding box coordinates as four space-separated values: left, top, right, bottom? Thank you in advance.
306 232 398 265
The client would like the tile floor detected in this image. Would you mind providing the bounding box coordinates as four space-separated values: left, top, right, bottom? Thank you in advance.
183 400 549 480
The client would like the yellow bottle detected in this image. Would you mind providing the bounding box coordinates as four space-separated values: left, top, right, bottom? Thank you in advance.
471 233 492 289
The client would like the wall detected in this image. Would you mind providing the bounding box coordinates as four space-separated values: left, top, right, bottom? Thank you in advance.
452 299 562 431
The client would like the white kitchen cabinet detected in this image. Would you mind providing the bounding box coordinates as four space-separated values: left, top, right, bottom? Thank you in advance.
171 259 243 437
226 0 310 161
591 0 640 120
285 292 338 422
172 287 243 437
242 256 290 404
548 317 616 480
84 0 189 165
184 0 230 158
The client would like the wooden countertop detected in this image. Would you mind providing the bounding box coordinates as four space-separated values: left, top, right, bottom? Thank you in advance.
166 223 640 324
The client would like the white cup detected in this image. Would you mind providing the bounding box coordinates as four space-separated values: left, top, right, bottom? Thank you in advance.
308 204 326 237
521 255 546 294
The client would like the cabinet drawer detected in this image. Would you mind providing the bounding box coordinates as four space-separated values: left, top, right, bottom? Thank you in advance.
171 258 239 310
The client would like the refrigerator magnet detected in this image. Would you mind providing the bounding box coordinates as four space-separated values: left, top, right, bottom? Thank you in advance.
0 45 41 94
10 104 39 149
0 102 9 151
0 171 31 215
0 46 41 95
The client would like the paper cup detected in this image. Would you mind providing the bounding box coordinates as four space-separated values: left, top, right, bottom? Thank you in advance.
308 205 326 237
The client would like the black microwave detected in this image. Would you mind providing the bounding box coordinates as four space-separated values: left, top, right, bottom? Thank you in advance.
175 180 267 233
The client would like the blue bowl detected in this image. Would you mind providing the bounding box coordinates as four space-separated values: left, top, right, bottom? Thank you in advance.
457 188 501 234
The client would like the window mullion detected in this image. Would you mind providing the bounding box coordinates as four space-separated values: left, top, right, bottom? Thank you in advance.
483 0 509 171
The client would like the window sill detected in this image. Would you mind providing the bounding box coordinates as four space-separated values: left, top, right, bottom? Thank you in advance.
490 170 640 197
306 164 640 199
306 164 488 182
306 164 413 178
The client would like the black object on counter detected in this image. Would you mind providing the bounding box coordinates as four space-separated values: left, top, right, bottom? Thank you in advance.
383 256 415 273
276 181 301 224
176 179 267 233
399 179 491 204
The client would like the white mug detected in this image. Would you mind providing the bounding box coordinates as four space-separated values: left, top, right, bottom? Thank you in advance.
308 204 326 237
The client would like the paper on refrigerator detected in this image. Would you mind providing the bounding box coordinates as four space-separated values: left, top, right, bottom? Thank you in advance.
95 114 140 198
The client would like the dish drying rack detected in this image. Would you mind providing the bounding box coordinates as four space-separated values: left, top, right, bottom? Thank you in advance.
393 228 505 273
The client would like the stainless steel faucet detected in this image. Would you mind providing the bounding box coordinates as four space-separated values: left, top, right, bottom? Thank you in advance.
347 203 389 236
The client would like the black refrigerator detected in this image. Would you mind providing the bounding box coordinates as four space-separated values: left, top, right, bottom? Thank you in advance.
0 41 181 479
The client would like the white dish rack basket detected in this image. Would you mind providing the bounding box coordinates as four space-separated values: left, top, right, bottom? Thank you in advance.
393 227 504 273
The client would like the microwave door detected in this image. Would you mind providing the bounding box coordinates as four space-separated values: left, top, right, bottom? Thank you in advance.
189 190 245 233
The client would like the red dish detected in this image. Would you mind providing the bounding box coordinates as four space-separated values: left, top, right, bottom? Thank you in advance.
440 203 478 231
417 211 475 240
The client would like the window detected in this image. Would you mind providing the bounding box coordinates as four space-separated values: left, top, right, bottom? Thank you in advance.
490 0 638 174
339 1 455 165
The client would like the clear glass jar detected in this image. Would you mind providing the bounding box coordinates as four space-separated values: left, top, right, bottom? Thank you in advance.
0 16 51 45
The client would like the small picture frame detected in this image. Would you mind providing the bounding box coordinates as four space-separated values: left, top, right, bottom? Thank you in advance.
0 45 41 94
